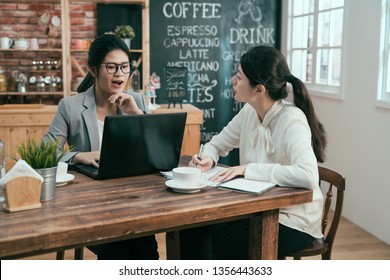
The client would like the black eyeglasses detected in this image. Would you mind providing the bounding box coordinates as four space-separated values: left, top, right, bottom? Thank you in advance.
101 62 132 74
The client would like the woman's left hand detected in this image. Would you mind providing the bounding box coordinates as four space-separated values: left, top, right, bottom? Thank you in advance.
108 92 143 115
210 165 247 182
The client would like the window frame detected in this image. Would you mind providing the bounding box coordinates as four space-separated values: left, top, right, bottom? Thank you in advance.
376 0 390 109
286 0 346 100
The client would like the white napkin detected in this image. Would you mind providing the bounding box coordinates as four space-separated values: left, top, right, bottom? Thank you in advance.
0 159 43 189
160 171 173 179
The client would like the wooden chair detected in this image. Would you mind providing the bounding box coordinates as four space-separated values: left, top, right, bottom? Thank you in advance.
283 166 346 260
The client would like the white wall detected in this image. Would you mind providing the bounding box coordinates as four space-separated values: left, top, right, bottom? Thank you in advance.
282 0 390 245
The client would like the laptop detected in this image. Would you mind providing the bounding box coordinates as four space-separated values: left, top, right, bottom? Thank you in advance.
73 112 187 179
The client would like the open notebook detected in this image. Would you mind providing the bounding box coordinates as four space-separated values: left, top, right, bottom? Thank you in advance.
217 178 275 194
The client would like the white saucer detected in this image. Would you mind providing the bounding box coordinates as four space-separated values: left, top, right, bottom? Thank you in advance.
12 46 28 50
56 173 75 186
165 179 207 193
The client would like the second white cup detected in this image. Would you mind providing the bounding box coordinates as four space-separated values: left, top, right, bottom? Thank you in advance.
172 167 207 188
56 162 68 179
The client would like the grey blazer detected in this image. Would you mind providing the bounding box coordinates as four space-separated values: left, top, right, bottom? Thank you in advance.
44 85 150 162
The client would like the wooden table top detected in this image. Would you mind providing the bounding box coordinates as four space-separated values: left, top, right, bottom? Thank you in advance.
0 170 312 259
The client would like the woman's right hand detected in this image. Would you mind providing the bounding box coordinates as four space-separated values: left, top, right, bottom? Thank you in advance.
189 154 214 172
72 151 100 168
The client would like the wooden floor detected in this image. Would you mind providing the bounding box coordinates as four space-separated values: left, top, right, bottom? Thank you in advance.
20 216 390 260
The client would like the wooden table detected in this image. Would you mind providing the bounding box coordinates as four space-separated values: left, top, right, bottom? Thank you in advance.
0 171 312 260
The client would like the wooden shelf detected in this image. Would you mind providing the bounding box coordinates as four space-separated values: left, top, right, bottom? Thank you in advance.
29 69 61 73
0 48 62 52
70 48 89 52
68 0 144 5
70 48 143 53
0 92 63 96
129 49 143 53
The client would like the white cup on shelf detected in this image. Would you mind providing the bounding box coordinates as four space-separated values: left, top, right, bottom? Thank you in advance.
13 39 29 49
0 37 13 49
30 38 39 49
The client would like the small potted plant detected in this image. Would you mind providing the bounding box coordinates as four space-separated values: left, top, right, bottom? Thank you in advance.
16 137 70 201
114 25 135 49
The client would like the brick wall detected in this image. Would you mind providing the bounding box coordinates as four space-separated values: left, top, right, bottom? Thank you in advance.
69 2 97 81
0 0 96 103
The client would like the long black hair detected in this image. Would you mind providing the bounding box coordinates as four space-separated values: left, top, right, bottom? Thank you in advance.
77 33 132 93
240 45 327 163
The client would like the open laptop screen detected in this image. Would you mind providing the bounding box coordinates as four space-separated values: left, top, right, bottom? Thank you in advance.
74 112 187 179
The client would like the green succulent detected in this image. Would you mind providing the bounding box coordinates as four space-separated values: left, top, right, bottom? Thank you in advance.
114 25 135 39
16 138 70 169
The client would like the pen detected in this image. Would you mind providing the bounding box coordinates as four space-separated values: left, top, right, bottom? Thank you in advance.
197 144 204 160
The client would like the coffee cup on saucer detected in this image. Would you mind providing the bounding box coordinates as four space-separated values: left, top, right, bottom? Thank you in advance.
172 167 208 188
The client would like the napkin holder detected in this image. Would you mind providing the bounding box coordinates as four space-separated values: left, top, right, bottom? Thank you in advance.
3 176 42 212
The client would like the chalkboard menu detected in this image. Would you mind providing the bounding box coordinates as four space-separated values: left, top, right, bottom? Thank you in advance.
164 66 188 103
150 0 281 165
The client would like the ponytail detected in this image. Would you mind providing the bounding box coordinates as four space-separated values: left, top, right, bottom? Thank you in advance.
289 76 327 163
76 72 95 93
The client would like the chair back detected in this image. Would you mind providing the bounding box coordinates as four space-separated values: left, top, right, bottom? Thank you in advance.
318 166 346 258
283 166 346 260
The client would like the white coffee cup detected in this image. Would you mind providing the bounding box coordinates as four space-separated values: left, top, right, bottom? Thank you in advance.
172 167 208 188
14 39 29 49
30 38 39 49
0 37 13 49
56 162 68 179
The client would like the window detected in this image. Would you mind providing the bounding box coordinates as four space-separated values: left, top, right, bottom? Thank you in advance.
287 0 344 98
377 0 390 108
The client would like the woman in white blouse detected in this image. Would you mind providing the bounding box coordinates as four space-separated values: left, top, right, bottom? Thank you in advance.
180 45 327 259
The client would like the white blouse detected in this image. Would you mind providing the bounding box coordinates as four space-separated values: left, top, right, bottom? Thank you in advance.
97 119 104 149
203 100 324 238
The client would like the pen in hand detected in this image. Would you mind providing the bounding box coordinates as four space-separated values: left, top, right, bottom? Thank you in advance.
197 144 204 161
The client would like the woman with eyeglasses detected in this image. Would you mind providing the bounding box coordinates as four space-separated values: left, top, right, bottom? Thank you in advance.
45 33 149 168
44 34 158 260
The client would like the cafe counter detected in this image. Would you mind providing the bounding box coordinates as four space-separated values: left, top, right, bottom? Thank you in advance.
0 104 203 171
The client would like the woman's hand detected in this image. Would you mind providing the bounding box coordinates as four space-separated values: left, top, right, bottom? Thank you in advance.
72 151 100 168
189 154 214 172
108 92 143 115
209 165 247 182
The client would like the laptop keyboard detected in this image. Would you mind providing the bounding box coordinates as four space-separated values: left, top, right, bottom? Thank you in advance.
74 163 99 177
